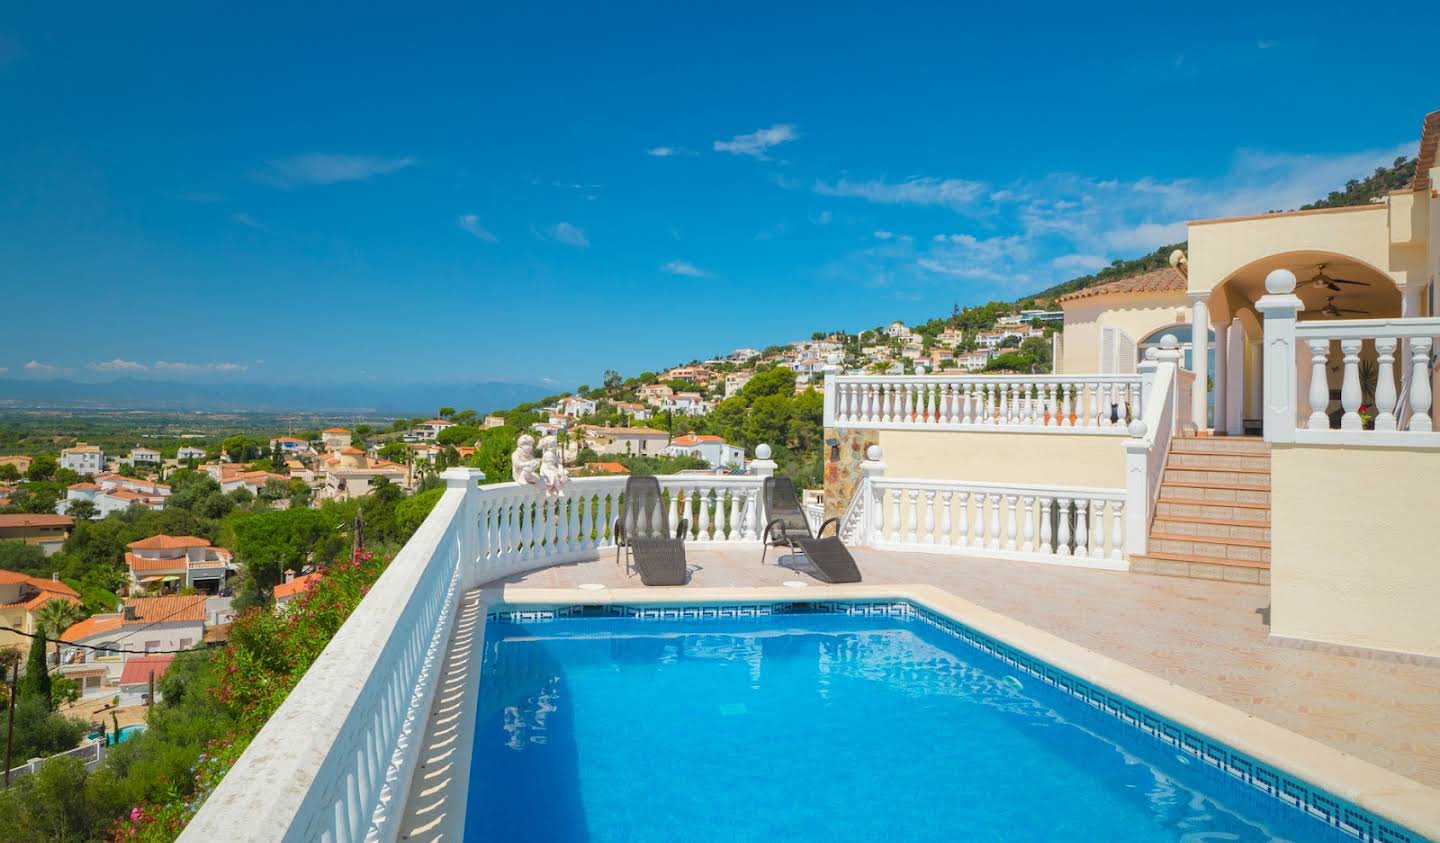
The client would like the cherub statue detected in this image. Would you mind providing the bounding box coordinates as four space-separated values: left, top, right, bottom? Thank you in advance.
511 434 541 487
537 434 570 496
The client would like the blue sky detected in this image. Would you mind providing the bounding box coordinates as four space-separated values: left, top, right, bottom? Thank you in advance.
1 3 1434 390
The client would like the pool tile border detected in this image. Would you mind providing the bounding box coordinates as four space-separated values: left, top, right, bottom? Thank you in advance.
485 593 1430 843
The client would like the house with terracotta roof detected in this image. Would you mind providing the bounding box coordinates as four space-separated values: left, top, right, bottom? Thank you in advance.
125 534 235 594
663 434 745 468
62 474 171 518
0 455 32 475
273 570 324 610
220 470 289 497
57 595 207 693
321 428 353 451
59 442 106 475
122 446 162 465
318 448 409 501
269 436 312 455
582 426 670 457
411 419 455 441
1054 266 1190 375
577 461 629 476
0 569 79 653
0 513 74 555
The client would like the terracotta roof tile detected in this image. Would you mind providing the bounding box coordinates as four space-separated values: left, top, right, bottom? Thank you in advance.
120 654 175 685
1413 109 1438 192
121 595 207 625
62 613 124 641
1057 267 1187 304
126 534 212 550
0 513 75 529
273 571 323 600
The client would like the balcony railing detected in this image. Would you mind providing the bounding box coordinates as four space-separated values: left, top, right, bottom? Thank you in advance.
1258 270 1439 448
824 373 1143 433
181 471 771 843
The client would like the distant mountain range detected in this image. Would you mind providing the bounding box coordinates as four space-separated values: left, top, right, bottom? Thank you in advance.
0 378 551 416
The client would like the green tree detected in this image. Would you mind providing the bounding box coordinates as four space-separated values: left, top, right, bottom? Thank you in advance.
0 540 47 576
0 463 20 482
26 453 58 481
65 499 98 522
438 406 455 418
34 599 84 666
739 366 796 403
18 631 53 707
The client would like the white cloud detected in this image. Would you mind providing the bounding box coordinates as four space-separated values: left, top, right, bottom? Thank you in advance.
211 362 248 372
230 212 265 230
1102 221 1189 252
24 360 58 374
458 213 497 242
152 361 248 374
260 154 416 187
660 260 708 278
713 124 798 159
815 176 986 209
88 359 148 371
872 230 894 240
1051 253 1111 273
646 146 695 158
543 222 590 247
812 210 833 225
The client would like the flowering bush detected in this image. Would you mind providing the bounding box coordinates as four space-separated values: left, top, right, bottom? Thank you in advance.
116 548 396 841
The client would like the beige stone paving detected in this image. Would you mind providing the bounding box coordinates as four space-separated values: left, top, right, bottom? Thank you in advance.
484 546 1440 788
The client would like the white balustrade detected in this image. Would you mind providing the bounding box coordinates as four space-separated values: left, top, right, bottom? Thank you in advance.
824 374 1143 433
1259 268 1439 447
865 478 1126 571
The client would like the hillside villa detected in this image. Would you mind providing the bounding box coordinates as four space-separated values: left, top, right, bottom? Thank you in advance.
62 473 171 518
318 447 409 500
59 442 105 475
0 569 79 653
125 534 236 594
0 512 75 555
181 108 1440 843
320 428 352 451
664 433 746 468
58 595 208 694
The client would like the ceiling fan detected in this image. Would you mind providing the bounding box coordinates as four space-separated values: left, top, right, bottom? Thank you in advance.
1306 263 1370 292
1301 296 1369 318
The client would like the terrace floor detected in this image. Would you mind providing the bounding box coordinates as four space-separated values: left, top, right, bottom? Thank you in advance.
483 546 1440 789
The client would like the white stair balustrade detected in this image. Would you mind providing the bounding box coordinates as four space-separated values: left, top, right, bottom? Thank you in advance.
824 374 1143 432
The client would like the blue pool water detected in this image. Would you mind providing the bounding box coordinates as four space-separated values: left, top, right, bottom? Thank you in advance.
467 609 1374 842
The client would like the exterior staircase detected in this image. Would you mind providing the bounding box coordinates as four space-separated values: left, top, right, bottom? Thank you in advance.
1131 435 1271 584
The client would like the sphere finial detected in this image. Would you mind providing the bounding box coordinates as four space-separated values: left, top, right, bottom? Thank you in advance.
1265 268 1297 295
755 443 772 460
865 444 883 461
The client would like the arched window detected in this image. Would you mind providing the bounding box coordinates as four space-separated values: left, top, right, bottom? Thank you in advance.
1138 324 1214 372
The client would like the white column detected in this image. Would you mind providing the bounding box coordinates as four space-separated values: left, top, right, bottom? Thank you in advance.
1189 292 1211 430
1213 319 1230 434
822 372 837 427
1255 271 1303 444
1225 322 1245 434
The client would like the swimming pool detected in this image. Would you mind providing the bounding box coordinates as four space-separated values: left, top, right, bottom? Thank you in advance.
466 601 1424 842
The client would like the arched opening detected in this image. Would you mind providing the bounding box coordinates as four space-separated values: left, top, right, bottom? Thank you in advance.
1202 251 1401 434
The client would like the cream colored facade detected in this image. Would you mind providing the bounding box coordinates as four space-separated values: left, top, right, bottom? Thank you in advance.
1269 445 1439 660
1059 290 1189 375
877 429 1126 488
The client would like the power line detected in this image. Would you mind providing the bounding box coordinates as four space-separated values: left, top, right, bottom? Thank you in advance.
1 626 195 657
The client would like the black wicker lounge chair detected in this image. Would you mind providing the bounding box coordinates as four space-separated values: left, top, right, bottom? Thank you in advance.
614 475 689 585
761 476 861 583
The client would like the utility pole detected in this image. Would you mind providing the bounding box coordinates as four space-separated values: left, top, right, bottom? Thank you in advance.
4 662 17 787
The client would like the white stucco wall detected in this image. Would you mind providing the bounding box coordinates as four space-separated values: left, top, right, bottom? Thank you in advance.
876 429 1126 488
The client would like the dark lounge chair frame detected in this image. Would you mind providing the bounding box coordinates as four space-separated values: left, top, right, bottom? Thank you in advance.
761 476 861 583
613 475 690 585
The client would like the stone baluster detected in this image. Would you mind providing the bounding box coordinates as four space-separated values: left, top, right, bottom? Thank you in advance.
939 491 952 545
973 492 987 548
1410 338 1434 431
960 384 974 424
889 488 902 543
515 497 528 558
1096 382 1111 427
1306 339 1331 429
1004 494 1018 551
1110 500 1125 561
696 487 712 541
1044 383 1057 426
1073 499 1090 558
1061 383 1073 427
904 382 915 423
998 381 1010 424
1374 337 1398 431
667 490 681 539
577 492 590 550
1038 496 1052 554
904 489 919 543
1056 498 1072 557
1021 495 1035 552
728 488 743 541
987 494 1001 550
922 490 936 543
954 491 969 547
564 497 577 552
1090 500 1105 561
1340 339 1363 430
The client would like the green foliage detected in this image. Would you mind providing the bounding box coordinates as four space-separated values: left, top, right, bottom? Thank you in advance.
464 425 520 484
0 539 47 576
0 463 19 482
66 499 98 522
229 507 348 603
18 632 53 707
0 754 108 843
435 424 481 447
1302 157 1416 210
394 488 445 537
27 453 58 481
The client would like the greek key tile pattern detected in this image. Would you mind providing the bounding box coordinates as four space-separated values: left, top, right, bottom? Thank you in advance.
485 599 1421 843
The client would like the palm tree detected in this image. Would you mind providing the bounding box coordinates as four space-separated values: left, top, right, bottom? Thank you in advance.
34 598 85 667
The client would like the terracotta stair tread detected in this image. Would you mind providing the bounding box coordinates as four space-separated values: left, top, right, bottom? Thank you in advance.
1151 514 1271 528
1148 531 1270 548
1139 550 1271 569
1164 463 1271 474
1159 479 1271 491
1155 497 1271 510
1167 447 1271 457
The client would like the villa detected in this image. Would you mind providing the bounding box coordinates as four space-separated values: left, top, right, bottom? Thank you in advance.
318 448 409 500
320 427 353 451
0 512 75 555
58 595 207 694
183 109 1440 843
59 442 105 475
663 433 746 468
125 534 236 594
0 569 79 653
